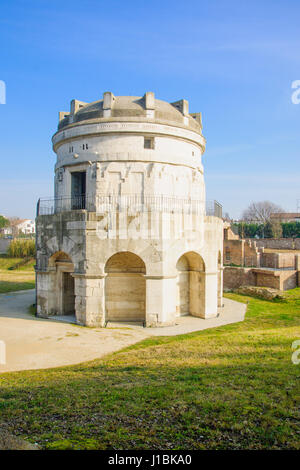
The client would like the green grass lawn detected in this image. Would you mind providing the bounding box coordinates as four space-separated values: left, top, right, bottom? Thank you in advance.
0 279 35 294
0 290 299 450
0 255 35 293
0 255 35 271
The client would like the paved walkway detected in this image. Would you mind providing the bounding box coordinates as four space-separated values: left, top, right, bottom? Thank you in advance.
107 298 246 336
0 290 246 373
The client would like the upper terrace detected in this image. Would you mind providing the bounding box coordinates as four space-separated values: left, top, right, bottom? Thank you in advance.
36 195 222 218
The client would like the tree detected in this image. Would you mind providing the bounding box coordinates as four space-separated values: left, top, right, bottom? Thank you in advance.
241 201 284 223
8 217 22 237
270 220 283 238
245 223 260 238
0 215 9 229
282 222 300 238
264 220 283 238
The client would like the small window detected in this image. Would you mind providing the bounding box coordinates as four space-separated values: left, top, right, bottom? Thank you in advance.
225 248 231 261
144 137 154 149
83 144 85 150
86 143 88 149
192 151 195 156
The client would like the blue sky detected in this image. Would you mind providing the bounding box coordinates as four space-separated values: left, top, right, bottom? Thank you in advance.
0 0 299 219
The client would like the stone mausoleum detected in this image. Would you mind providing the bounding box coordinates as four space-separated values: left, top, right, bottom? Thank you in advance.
36 92 223 327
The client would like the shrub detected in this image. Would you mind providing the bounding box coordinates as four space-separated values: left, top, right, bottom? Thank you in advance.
7 239 36 258
282 222 300 238
0 215 9 228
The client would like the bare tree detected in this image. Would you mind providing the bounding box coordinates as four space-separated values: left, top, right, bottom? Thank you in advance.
241 201 284 223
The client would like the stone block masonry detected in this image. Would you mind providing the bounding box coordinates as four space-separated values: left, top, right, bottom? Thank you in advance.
253 238 300 250
224 265 299 291
36 92 223 327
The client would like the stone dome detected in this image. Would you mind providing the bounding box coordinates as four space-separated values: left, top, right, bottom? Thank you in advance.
57 92 202 133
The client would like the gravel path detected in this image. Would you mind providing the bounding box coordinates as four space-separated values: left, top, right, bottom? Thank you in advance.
0 290 246 373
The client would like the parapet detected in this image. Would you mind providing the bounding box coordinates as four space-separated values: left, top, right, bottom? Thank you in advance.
57 92 203 133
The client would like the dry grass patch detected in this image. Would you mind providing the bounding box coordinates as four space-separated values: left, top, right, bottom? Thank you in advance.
0 271 35 293
0 254 35 293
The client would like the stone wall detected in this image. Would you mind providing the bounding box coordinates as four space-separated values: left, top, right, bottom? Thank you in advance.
255 271 281 290
0 238 11 253
244 240 261 267
36 211 223 326
224 266 299 291
280 271 298 290
224 225 239 240
261 252 296 269
224 239 260 267
254 269 297 290
224 240 244 266
252 238 300 250
276 253 295 269
223 267 256 290
224 237 300 270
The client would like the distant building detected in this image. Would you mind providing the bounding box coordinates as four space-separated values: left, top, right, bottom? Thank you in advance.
4 219 35 236
18 219 35 234
270 213 300 223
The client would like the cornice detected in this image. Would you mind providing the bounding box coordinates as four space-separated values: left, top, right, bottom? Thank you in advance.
52 121 206 153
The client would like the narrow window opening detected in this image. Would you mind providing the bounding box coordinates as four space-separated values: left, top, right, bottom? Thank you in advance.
225 248 231 262
144 137 154 149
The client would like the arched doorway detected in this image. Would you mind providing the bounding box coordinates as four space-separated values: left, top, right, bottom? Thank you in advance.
176 251 205 317
49 251 75 316
105 251 146 322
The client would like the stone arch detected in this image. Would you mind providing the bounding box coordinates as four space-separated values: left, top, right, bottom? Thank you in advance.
105 251 146 323
48 251 75 316
48 250 74 267
176 251 205 317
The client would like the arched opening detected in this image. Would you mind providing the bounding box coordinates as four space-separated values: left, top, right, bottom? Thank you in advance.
105 251 146 322
48 250 72 266
176 251 205 317
49 251 75 316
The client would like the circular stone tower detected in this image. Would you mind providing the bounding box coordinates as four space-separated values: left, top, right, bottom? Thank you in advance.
36 92 223 327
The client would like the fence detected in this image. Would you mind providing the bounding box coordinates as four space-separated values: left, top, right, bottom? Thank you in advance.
37 195 223 218
205 200 223 218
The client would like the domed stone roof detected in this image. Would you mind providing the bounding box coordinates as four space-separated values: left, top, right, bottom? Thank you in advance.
57 93 202 133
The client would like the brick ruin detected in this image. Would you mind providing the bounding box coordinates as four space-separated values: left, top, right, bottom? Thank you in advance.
223 225 300 291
